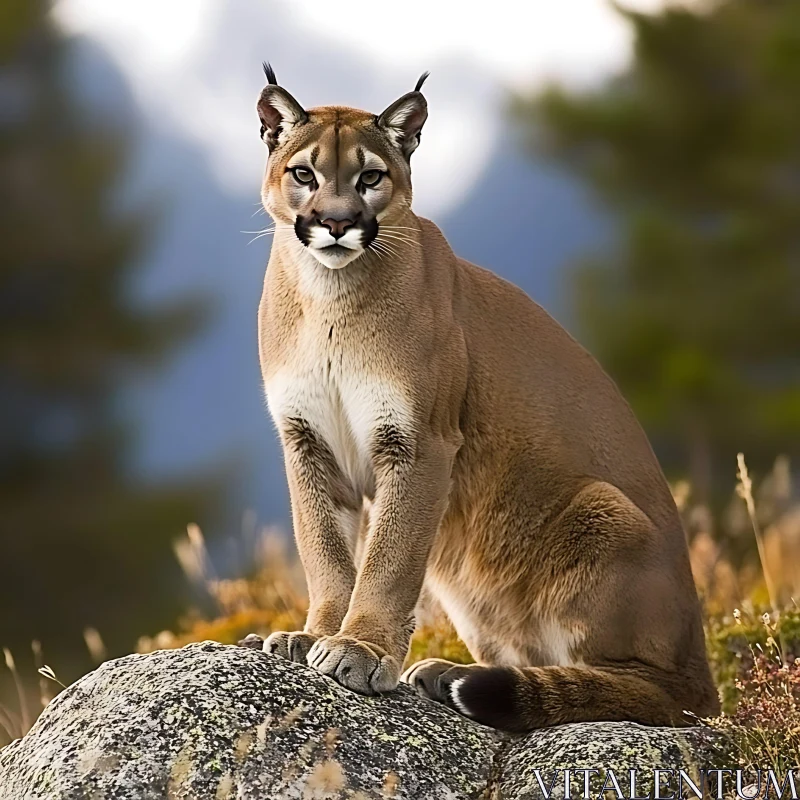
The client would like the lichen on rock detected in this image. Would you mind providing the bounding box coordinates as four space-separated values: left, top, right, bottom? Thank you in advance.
0 642 724 799
497 721 726 799
0 642 497 799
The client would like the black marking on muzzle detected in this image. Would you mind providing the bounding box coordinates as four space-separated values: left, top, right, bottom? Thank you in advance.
294 215 313 246
362 217 379 249
294 214 379 251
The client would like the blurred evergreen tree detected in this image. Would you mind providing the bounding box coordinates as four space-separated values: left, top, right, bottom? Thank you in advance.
0 0 217 672
514 0 800 503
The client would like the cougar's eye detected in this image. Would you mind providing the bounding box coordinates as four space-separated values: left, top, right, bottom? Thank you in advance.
291 167 315 185
360 170 383 188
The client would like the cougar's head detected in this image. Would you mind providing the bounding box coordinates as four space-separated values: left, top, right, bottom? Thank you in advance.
257 64 428 269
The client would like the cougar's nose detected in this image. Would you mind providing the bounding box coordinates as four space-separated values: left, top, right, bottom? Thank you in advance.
319 215 356 240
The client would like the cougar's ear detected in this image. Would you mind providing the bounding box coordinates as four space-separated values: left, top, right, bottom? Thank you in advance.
377 71 429 160
257 62 308 152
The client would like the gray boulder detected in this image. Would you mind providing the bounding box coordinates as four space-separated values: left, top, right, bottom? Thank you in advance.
0 642 723 799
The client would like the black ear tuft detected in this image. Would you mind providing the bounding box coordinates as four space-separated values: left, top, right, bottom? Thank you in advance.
257 72 307 152
263 62 278 85
414 71 430 93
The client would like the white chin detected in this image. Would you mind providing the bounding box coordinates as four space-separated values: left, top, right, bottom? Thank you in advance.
310 246 362 270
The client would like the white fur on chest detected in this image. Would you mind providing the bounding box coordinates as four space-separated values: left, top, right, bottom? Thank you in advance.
265 343 411 494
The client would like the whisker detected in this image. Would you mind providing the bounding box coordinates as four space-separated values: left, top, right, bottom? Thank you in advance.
241 228 276 235
369 241 394 259
376 233 420 250
374 241 400 259
246 231 278 245
378 232 419 244
374 239 404 255
377 228 418 239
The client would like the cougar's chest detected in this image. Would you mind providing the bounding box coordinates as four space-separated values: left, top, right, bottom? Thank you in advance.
264 319 410 494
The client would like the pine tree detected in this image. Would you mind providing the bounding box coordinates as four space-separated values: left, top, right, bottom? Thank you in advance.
514 0 800 500
0 1 216 674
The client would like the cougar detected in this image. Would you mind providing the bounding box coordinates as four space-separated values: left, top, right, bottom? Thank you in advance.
252 64 719 732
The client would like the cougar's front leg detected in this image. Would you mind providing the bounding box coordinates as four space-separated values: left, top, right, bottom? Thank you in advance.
307 426 454 694
264 415 360 665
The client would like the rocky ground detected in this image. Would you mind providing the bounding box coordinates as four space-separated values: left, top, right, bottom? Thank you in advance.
0 642 725 799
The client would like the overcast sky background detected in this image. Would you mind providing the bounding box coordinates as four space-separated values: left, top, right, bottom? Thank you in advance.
55 0 669 215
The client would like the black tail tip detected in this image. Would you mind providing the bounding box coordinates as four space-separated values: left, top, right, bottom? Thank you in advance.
263 62 278 85
452 666 528 733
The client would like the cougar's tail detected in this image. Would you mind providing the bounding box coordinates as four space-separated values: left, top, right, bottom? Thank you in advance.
450 663 716 732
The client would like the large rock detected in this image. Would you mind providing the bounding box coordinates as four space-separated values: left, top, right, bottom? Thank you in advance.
0 642 724 799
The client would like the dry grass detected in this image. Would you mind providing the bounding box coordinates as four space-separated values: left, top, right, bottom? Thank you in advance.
138 525 471 666
0 643 63 745
2 453 798 765
685 455 800 614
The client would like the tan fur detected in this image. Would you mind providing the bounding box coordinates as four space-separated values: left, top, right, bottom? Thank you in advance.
252 72 719 730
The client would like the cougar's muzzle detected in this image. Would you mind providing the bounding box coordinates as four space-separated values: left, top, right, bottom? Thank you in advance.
294 212 379 269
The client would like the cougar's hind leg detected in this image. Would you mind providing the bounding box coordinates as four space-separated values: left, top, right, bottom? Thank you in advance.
401 659 480 706
449 480 718 731
411 480 719 730
401 626 499 708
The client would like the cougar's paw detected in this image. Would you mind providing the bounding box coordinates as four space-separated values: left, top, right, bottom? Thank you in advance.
237 633 265 650
402 658 476 711
307 635 400 695
263 631 319 664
